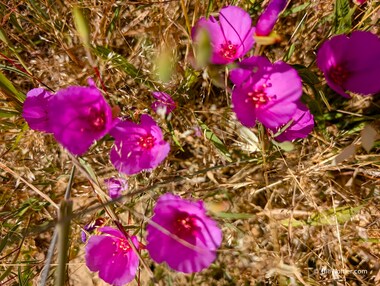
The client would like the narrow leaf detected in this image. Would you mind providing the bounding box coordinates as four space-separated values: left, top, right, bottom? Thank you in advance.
198 120 232 162
281 205 363 227
0 108 19 118
0 70 25 106
73 7 90 46
215 212 254 220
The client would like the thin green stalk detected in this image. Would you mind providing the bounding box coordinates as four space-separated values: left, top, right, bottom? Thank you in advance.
55 200 72 286
55 166 75 286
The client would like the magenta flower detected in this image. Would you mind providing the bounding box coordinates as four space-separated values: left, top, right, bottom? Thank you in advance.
192 6 255 65
255 0 287 36
85 226 139 286
317 31 380 98
230 56 302 128
47 80 118 155
270 102 314 142
146 193 222 273
151 91 176 115
104 177 128 199
22 88 53 132
109 114 170 175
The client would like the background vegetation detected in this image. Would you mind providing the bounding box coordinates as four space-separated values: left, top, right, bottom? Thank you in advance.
0 0 379 285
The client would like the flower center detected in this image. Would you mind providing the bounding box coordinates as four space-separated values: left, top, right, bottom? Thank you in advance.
174 212 198 237
116 239 131 253
111 238 131 260
245 83 272 108
220 41 238 60
329 64 350 86
89 108 106 131
138 134 155 149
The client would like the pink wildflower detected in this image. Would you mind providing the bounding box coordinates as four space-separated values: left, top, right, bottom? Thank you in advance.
85 227 139 286
192 6 255 65
146 193 222 273
109 114 170 175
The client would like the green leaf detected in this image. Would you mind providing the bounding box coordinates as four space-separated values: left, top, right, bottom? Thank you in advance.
215 212 254 220
0 64 31 78
281 205 363 227
360 238 380 243
0 108 19 118
11 123 29 150
167 121 184 151
282 2 311 17
0 27 11 45
0 224 20 254
334 0 353 34
283 43 295 62
273 141 295 152
315 111 343 121
106 6 121 37
78 158 98 183
198 120 232 162
0 70 25 106
206 0 213 18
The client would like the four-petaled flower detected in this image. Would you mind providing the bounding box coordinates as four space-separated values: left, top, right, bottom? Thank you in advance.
192 6 255 65
317 31 380 98
47 79 118 155
230 56 302 128
109 114 170 175
146 193 222 273
151 91 176 115
85 226 139 286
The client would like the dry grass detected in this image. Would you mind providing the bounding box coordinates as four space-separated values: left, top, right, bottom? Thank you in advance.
1 0 380 285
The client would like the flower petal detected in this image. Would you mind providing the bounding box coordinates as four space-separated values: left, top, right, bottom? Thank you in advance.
255 0 287 36
272 102 314 141
232 85 258 127
48 84 115 155
219 6 255 57
85 236 116 272
22 88 53 132
230 56 271 86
